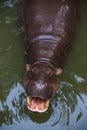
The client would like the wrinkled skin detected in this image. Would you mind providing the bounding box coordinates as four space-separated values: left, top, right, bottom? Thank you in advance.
23 0 77 113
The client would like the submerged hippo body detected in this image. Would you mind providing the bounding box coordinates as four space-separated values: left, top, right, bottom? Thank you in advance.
23 0 77 113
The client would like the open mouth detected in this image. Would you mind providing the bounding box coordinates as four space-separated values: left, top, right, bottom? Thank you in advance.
27 96 50 113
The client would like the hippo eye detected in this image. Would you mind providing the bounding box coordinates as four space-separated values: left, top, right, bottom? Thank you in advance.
50 73 55 77
28 70 35 79
49 73 56 80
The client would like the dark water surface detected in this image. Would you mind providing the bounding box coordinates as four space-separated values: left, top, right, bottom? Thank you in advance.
0 0 87 130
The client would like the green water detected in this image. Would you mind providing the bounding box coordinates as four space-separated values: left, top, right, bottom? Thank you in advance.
0 0 87 130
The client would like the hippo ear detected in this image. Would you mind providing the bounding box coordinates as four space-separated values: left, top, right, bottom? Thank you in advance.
26 64 30 71
55 68 62 76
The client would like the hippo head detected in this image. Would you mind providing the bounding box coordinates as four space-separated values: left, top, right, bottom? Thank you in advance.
23 62 62 113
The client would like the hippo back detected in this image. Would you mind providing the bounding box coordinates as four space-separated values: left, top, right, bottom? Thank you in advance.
23 0 77 68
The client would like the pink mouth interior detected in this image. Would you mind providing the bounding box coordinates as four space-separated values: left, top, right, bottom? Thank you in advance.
27 97 49 113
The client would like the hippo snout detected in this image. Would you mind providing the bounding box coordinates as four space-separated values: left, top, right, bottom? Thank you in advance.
26 80 53 99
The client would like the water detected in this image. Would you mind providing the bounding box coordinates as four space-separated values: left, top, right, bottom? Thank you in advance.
0 0 87 130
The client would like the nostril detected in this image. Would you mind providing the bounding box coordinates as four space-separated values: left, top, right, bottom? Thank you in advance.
35 82 45 90
45 83 47 86
34 81 36 84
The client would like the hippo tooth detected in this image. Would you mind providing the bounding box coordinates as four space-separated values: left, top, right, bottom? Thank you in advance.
45 100 49 108
27 97 31 106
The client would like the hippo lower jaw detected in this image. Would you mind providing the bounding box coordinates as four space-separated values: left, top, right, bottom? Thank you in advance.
27 96 50 113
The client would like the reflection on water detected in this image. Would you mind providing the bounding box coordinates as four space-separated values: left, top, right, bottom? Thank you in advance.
0 84 26 125
0 0 87 130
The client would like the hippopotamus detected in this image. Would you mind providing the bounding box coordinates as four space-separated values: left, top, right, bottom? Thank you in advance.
23 0 77 113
